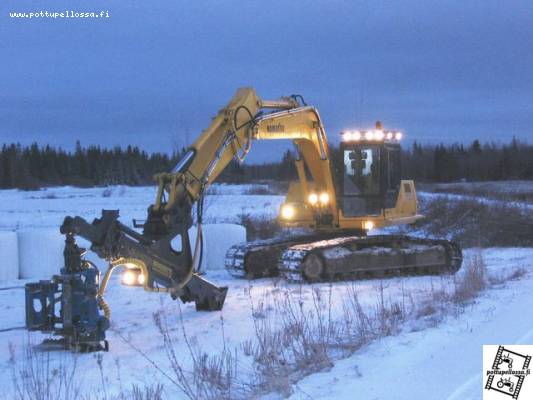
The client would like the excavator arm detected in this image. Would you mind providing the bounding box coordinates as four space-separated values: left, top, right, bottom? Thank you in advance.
145 88 299 226
138 90 341 294
136 88 304 291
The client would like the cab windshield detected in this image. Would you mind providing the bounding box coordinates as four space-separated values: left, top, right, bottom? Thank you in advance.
343 147 380 196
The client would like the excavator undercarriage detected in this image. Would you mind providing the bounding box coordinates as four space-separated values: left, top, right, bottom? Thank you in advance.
226 233 462 283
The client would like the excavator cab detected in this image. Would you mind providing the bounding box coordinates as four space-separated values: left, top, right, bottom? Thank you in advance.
340 128 402 217
278 121 418 233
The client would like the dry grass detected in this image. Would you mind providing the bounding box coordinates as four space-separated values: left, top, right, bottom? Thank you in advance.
150 309 244 400
488 267 528 285
423 182 533 203
130 250 520 399
8 343 82 400
11 251 528 400
237 213 280 241
414 196 533 247
246 287 336 396
137 282 417 399
7 341 164 400
128 385 164 400
453 251 487 303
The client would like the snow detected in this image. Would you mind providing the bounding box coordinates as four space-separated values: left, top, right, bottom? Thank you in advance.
0 185 284 231
0 184 532 399
322 246 352 259
418 191 533 211
0 247 531 399
0 231 18 281
290 248 533 400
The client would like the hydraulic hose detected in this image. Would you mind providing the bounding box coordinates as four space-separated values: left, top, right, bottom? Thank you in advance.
232 105 257 163
97 295 111 320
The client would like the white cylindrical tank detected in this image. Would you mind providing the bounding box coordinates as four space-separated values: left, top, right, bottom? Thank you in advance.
169 226 208 272
0 231 19 282
15 223 245 280
18 229 65 279
203 224 246 270
169 224 245 272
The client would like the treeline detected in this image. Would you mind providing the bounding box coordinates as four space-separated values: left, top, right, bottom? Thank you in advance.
402 138 533 182
0 142 174 189
0 141 297 189
0 138 531 189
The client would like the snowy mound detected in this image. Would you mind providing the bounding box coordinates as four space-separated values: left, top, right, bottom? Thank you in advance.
0 231 18 281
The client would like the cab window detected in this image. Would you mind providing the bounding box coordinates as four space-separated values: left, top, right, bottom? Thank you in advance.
343 147 380 196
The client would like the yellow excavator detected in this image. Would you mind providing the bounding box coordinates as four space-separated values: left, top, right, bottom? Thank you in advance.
25 87 461 351
220 89 462 282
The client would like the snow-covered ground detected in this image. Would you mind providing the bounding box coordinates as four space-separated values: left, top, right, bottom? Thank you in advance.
1 248 532 399
0 184 532 399
290 249 533 400
418 191 533 211
0 184 284 231
424 180 533 196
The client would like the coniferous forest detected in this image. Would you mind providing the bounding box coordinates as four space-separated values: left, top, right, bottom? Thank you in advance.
0 138 531 189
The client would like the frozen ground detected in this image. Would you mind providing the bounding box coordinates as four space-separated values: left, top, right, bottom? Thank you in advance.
420 180 533 203
0 248 532 399
418 191 533 211
423 180 533 195
290 249 533 400
0 183 532 399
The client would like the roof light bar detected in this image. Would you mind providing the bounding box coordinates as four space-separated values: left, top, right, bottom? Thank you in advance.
341 129 403 142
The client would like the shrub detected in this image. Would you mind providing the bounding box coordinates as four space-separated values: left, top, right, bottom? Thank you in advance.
453 251 487 303
415 196 533 247
243 185 274 195
237 213 280 241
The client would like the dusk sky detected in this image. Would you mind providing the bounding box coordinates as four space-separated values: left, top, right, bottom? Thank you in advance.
2 0 532 162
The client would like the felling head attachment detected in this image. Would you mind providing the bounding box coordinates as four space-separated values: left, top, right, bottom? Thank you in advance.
25 232 109 352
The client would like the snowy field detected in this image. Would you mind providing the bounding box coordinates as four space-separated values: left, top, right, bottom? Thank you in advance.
421 180 533 203
426 180 533 195
0 183 532 399
0 184 284 231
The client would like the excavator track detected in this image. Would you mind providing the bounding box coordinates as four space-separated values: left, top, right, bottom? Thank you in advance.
225 232 344 279
226 234 462 283
280 235 462 283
